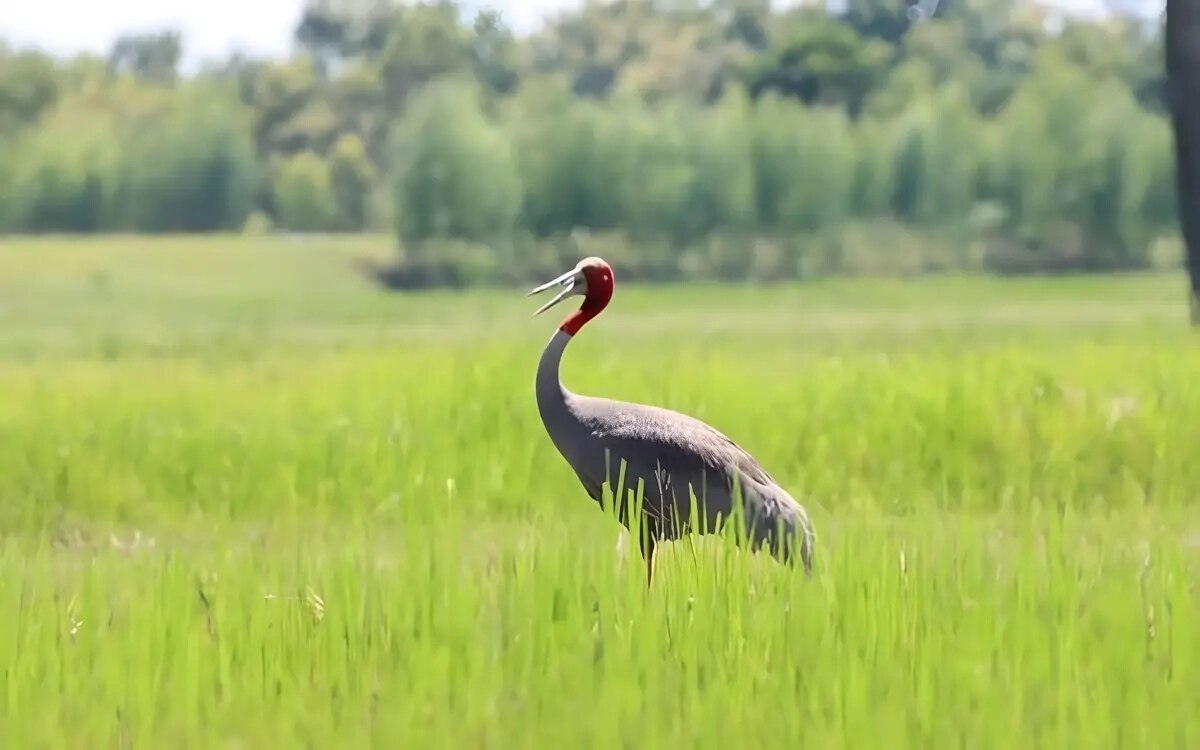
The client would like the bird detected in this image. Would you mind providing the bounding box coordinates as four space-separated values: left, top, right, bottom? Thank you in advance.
528 256 815 586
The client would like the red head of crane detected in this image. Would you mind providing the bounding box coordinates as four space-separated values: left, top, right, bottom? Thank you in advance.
529 256 815 585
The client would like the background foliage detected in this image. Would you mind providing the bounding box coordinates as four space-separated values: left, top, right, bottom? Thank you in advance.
0 0 1178 282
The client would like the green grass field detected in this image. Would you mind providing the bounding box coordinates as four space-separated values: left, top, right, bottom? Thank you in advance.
1 235 1198 747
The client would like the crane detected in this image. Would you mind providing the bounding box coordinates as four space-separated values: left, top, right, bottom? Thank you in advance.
528 256 816 585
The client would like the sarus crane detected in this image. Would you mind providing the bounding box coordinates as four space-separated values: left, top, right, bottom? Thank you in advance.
529 256 816 585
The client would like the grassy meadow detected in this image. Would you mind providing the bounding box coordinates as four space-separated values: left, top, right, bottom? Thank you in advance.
1 235 1199 747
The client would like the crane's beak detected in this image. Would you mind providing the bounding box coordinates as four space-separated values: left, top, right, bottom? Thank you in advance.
527 268 583 316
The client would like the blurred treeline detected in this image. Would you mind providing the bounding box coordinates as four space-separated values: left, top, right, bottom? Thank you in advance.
0 0 1180 283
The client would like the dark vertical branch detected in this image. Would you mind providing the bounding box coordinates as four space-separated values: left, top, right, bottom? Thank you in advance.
1166 0 1200 323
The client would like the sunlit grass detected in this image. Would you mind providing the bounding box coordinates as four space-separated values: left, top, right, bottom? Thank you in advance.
0 236 1197 746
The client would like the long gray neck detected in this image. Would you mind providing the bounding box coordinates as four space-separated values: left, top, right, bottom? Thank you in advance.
536 329 581 461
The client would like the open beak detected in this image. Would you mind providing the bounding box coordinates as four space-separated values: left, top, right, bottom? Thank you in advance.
527 268 582 316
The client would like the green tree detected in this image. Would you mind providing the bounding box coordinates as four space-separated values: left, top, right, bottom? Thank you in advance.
391 80 521 245
7 101 121 232
0 0 1184 283
328 133 375 231
377 2 471 114
274 151 338 232
743 14 891 116
0 135 14 229
119 86 260 232
0 49 60 135
327 65 386 160
619 104 696 242
850 119 897 218
507 85 627 236
890 84 980 227
1114 110 1176 259
843 0 915 44
680 88 758 239
753 95 853 233
246 59 326 158
108 31 182 85
470 9 520 96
